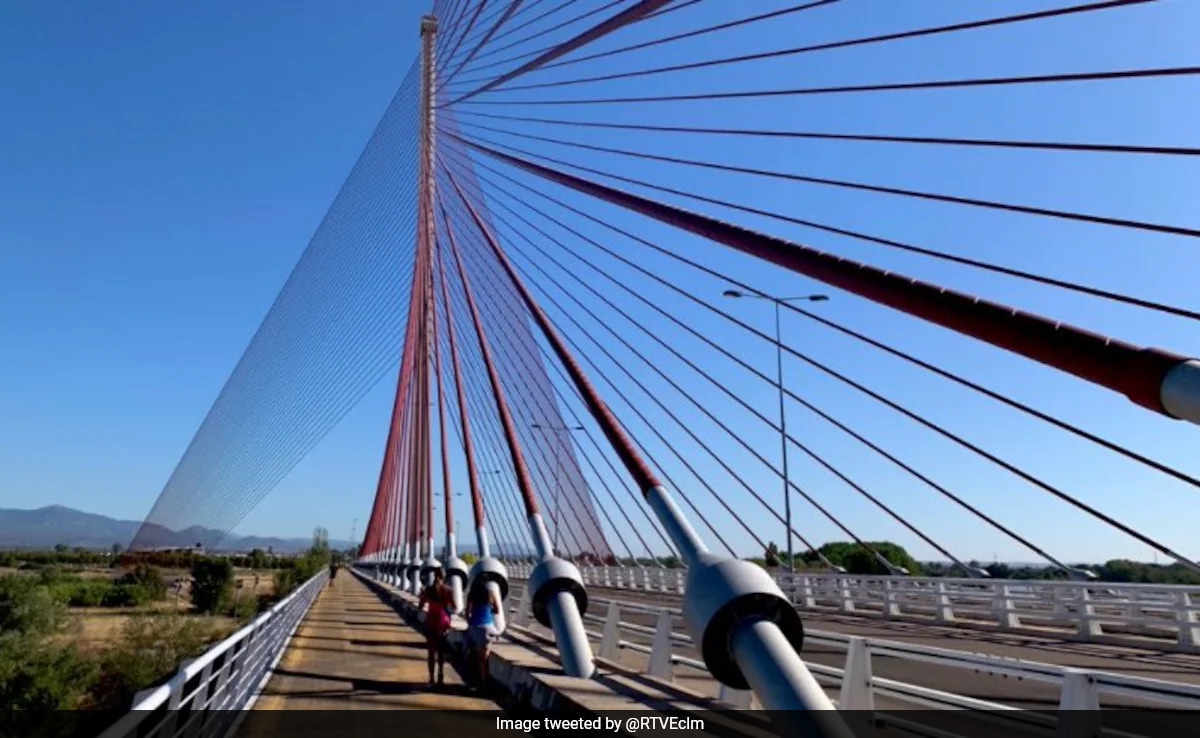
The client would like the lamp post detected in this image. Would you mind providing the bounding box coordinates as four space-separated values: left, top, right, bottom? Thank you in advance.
532 423 584 558
723 289 829 576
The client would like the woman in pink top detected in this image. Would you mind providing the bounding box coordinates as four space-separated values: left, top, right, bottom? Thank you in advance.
418 569 454 685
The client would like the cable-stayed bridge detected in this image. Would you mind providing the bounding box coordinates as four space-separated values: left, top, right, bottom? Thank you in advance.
109 2 1200 736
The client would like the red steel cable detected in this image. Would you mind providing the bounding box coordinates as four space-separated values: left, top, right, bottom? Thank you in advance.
537 1 836 72
446 0 675 106
431 239 457 545
460 139 1195 419
440 195 543 517
440 0 527 92
447 170 662 495
436 230 490 533
453 0 621 79
501 0 1153 91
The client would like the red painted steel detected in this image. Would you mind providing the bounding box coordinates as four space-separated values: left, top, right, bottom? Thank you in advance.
448 171 664 495
449 0 675 106
441 195 543 517
435 231 490 532
463 140 1193 419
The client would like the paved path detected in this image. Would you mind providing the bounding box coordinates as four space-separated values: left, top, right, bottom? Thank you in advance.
235 574 501 736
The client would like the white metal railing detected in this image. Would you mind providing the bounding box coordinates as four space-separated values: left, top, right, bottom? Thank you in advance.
97 570 328 738
505 564 1200 650
504 584 1200 716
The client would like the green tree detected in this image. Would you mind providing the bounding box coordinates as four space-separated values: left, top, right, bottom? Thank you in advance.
53 543 69 555
0 574 96 710
120 565 168 601
764 542 781 568
817 541 921 576
273 567 299 599
461 552 479 566
311 527 330 557
86 615 210 711
0 636 96 709
0 575 67 636
190 559 234 615
248 548 269 570
300 528 332 573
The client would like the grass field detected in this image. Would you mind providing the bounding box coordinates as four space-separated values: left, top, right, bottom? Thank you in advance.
5 564 280 656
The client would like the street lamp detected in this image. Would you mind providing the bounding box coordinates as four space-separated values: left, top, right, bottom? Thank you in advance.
532 423 584 558
723 288 829 576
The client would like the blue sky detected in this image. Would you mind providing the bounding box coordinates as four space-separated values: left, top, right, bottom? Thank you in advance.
2 1 1198 564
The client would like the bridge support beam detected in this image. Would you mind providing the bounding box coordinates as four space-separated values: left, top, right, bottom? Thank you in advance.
445 549 469 615
526 514 593 679
454 172 846 725
469 554 510 630
1162 359 1200 426
646 484 849 726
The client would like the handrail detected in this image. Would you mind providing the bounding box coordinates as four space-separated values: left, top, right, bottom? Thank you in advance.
507 584 1200 714
506 565 1200 651
97 570 328 738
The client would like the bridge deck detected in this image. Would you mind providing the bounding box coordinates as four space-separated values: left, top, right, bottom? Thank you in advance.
241 573 499 720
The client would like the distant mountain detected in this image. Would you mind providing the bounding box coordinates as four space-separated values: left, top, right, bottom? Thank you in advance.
0 505 354 554
0 505 139 550
0 505 537 556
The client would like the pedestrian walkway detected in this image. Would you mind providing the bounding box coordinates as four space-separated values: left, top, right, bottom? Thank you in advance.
233 573 501 737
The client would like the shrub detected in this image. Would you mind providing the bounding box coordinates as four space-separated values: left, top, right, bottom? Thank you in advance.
0 576 96 711
53 580 112 608
101 583 152 608
85 615 211 711
230 594 258 620
119 565 168 601
37 566 66 586
272 567 299 599
254 593 276 615
0 575 66 637
190 559 233 615
0 636 97 710
248 549 269 570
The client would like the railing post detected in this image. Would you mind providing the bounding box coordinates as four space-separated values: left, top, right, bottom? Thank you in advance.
219 628 253 709
1177 592 1200 648
180 660 214 738
800 575 816 608
840 576 856 613
882 579 899 617
1077 587 1102 639
936 581 956 623
647 609 674 682
1057 669 1102 738
604 565 613 587
719 684 753 708
1051 584 1069 621
512 584 532 628
674 568 684 594
838 637 874 710
599 601 622 661
656 567 666 592
996 584 1020 628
